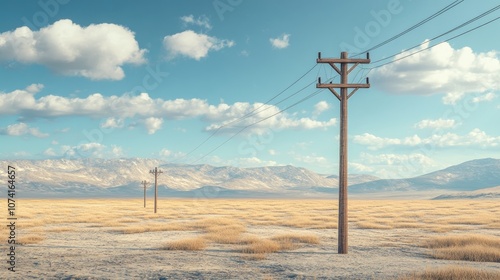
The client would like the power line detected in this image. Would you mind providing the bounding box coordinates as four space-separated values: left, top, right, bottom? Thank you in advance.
184 72 339 165
369 14 500 69
370 4 500 65
173 64 318 163
353 0 464 56
178 3 499 166
188 89 324 165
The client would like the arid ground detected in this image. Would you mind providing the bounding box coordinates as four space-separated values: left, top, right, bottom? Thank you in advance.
1 199 499 279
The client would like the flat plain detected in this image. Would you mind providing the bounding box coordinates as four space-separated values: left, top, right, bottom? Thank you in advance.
1 198 499 279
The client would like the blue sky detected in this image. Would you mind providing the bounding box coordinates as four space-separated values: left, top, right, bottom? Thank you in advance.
1 0 499 178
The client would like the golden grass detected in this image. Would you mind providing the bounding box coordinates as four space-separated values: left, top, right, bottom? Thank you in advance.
161 237 207 251
399 266 500 280
21 219 47 228
239 233 320 259
241 238 281 254
204 224 246 244
18 234 45 245
355 221 393 229
46 227 75 233
4 198 500 263
392 222 422 229
423 235 500 262
271 233 320 245
118 222 194 234
238 234 262 245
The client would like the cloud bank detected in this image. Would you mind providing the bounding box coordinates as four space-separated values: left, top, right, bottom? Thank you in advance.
0 19 146 80
1 84 337 135
372 41 500 104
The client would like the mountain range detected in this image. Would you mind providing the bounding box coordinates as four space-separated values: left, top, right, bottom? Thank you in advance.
350 158 500 192
1 158 499 199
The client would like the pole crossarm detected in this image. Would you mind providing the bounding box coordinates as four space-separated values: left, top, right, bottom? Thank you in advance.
316 58 370 64
316 83 370 89
315 51 370 255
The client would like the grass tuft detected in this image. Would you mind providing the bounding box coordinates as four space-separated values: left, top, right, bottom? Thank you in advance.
399 266 500 280
355 221 393 229
241 238 281 254
272 233 320 245
423 234 500 262
161 237 207 251
18 234 45 245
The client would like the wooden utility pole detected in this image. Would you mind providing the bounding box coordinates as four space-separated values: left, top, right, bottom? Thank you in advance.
141 180 150 208
316 51 370 254
149 167 163 213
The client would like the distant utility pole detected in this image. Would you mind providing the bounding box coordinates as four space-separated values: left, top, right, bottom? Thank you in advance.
316 51 370 254
149 167 163 213
141 180 150 208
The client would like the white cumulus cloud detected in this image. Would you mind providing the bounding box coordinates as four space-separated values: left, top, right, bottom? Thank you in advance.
204 102 337 134
163 30 234 60
144 117 163 134
100 117 124 129
111 145 124 157
353 133 401 150
43 148 57 157
62 142 106 158
354 129 500 150
233 157 278 168
372 41 500 104
159 149 172 157
270 34 290 49
414 118 456 130
349 162 374 173
313 101 330 116
1 122 48 137
181 15 212 30
472 92 496 103
0 19 146 80
359 152 436 178
1 85 338 135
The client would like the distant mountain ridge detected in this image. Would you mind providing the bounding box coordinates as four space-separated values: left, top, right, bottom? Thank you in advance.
350 158 500 193
433 186 500 200
0 158 376 197
1 158 498 198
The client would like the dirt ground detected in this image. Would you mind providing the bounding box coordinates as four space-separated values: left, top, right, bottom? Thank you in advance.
1 199 499 279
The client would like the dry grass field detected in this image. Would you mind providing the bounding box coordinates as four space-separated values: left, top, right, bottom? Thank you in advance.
0 198 499 279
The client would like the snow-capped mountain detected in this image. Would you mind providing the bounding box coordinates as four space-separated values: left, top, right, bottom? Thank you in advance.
0 158 376 197
2 158 163 188
1 158 498 198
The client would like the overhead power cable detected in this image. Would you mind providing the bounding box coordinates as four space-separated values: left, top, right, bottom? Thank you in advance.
370 4 500 65
353 0 464 56
188 89 323 165
173 64 318 163
178 2 500 165
369 14 500 69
